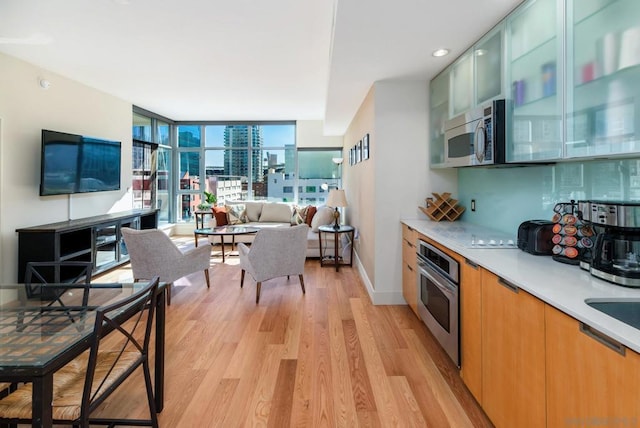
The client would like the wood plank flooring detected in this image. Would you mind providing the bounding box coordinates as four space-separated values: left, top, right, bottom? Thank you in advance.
92 237 493 427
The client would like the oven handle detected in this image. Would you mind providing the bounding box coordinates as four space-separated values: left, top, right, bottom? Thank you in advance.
417 261 457 296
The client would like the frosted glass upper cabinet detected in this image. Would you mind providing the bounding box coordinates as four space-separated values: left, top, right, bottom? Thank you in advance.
450 52 473 117
475 24 504 106
566 0 640 158
506 0 563 162
430 68 450 166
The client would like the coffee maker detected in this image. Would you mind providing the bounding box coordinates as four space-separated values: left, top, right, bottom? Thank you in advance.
579 200 640 287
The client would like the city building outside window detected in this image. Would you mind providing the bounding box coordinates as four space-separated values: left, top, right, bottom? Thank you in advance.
133 111 343 224
297 149 343 206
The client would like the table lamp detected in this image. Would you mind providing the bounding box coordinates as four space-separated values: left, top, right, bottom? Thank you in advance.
326 189 348 229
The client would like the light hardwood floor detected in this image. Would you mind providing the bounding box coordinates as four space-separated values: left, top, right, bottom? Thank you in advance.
92 237 493 427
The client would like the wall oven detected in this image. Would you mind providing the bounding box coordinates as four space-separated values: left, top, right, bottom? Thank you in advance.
417 240 460 367
444 99 506 167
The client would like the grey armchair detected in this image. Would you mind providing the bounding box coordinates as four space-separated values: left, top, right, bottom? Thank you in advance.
238 224 308 304
121 228 211 305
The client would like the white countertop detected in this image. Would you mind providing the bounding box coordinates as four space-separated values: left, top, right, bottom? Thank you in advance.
402 219 640 354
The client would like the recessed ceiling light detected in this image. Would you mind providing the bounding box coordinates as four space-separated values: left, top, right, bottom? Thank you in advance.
432 48 450 57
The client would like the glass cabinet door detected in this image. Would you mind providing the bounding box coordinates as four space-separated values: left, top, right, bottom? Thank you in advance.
94 224 117 270
430 69 450 166
566 0 640 158
451 52 473 117
506 0 563 162
475 24 504 106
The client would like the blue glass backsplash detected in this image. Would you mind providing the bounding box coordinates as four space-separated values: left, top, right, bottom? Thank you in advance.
457 158 640 235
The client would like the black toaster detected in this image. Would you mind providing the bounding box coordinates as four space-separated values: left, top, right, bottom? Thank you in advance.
517 220 555 255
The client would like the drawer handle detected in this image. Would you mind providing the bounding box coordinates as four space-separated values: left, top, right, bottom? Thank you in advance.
403 238 415 248
407 265 413 272
465 259 479 269
407 226 414 231
579 323 626 356
498 277 519 293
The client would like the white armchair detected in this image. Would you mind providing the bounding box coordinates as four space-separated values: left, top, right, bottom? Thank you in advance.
121 227 211 305
238 224 308 304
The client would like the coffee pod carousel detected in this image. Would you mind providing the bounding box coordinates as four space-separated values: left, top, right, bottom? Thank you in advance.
551 200 594 266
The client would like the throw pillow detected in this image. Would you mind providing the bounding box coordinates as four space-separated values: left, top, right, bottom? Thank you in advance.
213 206 228 226
244 202 263 222
310 205 335 232
225 204 247 225
305 205 317 227
291 205 309 225
259 203 293 223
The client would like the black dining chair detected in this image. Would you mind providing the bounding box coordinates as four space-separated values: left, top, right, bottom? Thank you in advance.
0 277 160 428
24 260 94 300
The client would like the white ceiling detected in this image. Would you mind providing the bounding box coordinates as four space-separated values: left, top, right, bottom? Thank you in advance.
0 0 524 135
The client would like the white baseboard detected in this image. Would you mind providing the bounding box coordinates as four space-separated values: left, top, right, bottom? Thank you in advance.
353 251 407 305
157 223 175 235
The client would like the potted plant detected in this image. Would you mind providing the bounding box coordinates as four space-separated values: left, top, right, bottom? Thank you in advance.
196 191 217 211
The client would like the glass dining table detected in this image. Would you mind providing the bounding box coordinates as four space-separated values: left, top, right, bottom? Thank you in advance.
0 282 167 428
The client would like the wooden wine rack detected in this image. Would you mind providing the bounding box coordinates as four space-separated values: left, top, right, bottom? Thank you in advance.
419 192 465 222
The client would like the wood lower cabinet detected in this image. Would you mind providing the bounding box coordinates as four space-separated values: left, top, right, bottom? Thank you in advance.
402 263 418 316
398 228 640 428
545 305 640 427
460 258 482 404
401 224 419 316
481 269 546 428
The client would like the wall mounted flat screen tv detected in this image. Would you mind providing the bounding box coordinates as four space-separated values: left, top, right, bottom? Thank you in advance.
40 129 122 196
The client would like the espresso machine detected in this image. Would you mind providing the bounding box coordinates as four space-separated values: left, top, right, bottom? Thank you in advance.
578 200 640 287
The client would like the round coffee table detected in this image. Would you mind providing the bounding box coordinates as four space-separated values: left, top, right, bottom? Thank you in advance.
194 226 259 262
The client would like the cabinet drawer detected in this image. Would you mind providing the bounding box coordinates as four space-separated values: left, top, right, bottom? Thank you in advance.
402 262 419 317
402 238 417 267
402 224 418 245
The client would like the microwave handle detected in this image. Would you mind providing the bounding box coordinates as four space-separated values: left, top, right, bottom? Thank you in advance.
474 121 486 162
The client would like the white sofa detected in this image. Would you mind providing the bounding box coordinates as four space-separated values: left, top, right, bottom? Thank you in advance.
206 201 351 261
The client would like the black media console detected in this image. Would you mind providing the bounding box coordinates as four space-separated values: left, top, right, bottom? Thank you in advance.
16 209 158 282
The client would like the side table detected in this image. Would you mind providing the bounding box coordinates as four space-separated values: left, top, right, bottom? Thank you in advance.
194 210 214 229
318 225 355 272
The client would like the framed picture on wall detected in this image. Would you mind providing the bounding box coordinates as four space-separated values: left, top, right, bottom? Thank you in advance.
356 140 362 163
349 147 355 165
363 133 369 160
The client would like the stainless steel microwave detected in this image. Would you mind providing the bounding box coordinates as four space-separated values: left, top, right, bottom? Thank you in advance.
443 99 506 167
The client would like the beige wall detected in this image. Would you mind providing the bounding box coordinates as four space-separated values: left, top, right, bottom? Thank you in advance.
343 87 376 286
0 52 134 282
344 80 456 304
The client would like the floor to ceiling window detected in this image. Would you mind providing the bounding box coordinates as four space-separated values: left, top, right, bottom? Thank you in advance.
132 112 152 142
177 125 202 221
132 109 173 223
176 122 296 222
133 112 342 225
132 140 157 211
155 120 172 222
